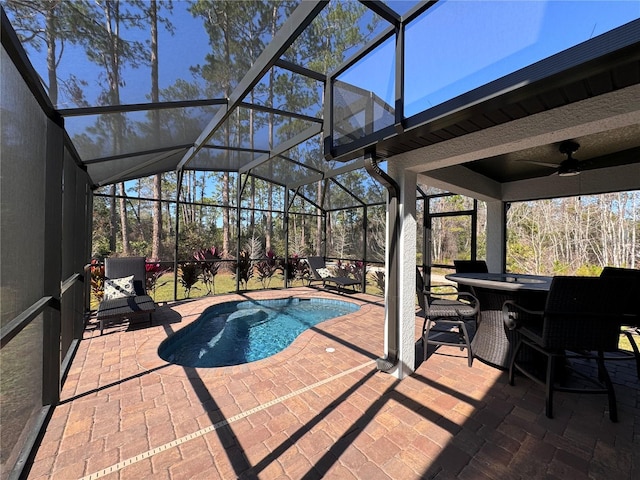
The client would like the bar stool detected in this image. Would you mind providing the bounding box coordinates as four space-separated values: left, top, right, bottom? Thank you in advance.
418 269 479 367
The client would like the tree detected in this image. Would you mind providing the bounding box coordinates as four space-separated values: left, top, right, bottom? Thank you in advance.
77 0 147 254
506 193 640 275
147 0 175 261
276 1 379 255
3 0 100 106
189 1 247 256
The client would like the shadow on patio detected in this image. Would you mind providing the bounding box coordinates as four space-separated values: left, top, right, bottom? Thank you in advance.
27 288 639 480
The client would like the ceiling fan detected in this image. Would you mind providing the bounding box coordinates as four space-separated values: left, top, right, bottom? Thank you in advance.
526 140 589 177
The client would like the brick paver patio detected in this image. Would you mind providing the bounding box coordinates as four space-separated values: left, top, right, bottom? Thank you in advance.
27 287 639 479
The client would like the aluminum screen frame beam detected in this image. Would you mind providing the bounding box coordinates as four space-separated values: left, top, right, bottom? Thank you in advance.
58 98 227 117
177 0 329 172
238 124 322 174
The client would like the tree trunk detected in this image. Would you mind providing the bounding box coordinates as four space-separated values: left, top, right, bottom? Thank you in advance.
265 4 278 254
109 184 117 252
222 171 230 255
150 0 162 260
222 9 231 256
105 1 130 255
45 4 58 105
316 181 323 254
119 182 130 255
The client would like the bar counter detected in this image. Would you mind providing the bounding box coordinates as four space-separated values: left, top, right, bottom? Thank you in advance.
445 272 552 369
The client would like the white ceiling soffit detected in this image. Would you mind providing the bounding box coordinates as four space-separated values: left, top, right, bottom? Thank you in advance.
413 83 640 200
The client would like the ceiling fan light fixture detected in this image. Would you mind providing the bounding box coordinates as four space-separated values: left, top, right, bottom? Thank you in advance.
557 140 581 176
558 167 580 177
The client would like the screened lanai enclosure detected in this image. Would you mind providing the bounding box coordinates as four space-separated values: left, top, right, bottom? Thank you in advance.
2 1 640 479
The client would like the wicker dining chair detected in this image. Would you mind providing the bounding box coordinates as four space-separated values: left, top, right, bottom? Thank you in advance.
453 260 488 274
418 268 479 367
504 276 622 421
453 259 488 295
599 266 640 378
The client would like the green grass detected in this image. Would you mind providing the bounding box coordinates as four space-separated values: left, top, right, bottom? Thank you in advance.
91 271 385 309
619 328 639 352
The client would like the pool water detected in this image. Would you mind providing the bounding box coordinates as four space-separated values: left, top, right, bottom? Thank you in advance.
158 298 360 367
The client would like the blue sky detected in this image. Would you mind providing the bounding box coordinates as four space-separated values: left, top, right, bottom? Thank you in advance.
339 0 640 117
7 0 640 162
12 1 640 114
15 1 638 112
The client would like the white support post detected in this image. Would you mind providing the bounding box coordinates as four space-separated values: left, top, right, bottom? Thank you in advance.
386 162 417 379
486 200 506 273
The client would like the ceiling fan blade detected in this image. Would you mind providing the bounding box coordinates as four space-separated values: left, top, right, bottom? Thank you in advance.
577 159 597 170
521 160 560 168
558 159 581 176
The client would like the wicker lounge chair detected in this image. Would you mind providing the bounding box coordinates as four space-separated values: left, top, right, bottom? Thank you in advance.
306 256 360 291
418 268 479 367
504 276 622 421
96 256 155 335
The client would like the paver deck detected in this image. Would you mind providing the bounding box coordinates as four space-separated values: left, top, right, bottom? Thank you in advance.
27 287 639 479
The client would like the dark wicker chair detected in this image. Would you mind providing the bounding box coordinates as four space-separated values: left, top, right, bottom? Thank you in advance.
600 266 640 377
454 259 488 295
504 276 622 421
96 257 155 335
418 268 479 367
453 260 488 273
306 256 360 291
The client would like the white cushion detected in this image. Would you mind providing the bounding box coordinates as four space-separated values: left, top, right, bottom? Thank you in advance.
103 275 136 300
316 268 332 278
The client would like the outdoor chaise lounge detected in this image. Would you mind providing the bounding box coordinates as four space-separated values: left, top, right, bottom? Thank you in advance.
96 256 155 335
306 256 360 291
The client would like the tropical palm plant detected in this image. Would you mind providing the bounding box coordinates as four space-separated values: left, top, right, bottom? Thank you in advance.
256 249 279 289
178 262 199 298
233 251 253 290
194 246 221 294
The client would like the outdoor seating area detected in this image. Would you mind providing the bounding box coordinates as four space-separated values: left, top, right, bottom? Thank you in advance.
600 267 640 378
446 272 552 370
422 267 640 425
26 288 640 479
3 1 640 478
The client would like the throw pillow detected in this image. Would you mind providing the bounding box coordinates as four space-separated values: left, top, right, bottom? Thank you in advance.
316 268 332 278
103 275 136 300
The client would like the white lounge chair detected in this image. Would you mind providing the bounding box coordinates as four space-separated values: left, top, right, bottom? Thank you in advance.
306 256 360 291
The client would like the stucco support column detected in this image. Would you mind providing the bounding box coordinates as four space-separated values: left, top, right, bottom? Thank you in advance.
485 200 506 273
386 162 417 379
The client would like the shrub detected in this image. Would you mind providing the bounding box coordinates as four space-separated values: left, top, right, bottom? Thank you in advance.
256 249 279 289
283 255 309 285
233 251 253 290
370 270 385 292
90 259 105 301
194 246 221 294
178 263 199 298
145 262 170 296
336 260 364 282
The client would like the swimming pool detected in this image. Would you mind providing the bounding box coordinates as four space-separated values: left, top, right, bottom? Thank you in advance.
158 297 360 367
